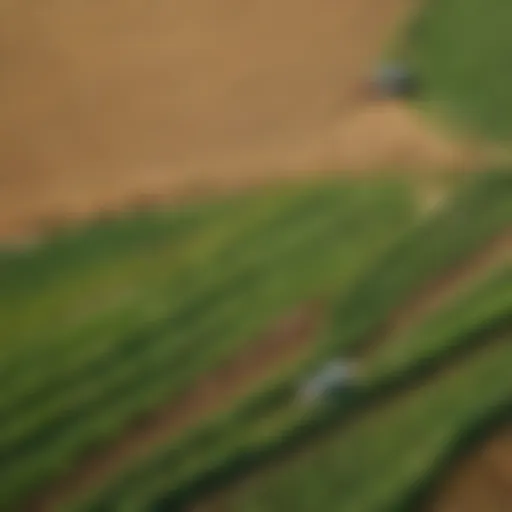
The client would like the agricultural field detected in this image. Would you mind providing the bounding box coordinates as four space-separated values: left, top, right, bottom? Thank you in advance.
0 172 510 511
1 0 512 511
404 0 512 141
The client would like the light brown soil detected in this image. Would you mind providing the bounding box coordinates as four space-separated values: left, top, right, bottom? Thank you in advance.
0 0 480 242
427 426 512 512
29 231 511 511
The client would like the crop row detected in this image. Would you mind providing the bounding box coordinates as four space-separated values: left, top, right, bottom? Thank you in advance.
0 184 412 508
0 182 331 353
70 176 511 510
0 182 379 393
0 184 405 440
0 190 257 346
225 339 512 512
77 265 511 511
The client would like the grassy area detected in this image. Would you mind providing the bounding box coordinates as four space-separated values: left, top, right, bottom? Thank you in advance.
0 179 415 508
0 184 330 347
77 263 511 511
2 1 512 508
368 266 512 380
0 173 510 510
404 0 512 140
222 340 512 512
70 175 511 511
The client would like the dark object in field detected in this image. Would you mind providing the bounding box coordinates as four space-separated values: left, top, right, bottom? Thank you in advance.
368 64 418 99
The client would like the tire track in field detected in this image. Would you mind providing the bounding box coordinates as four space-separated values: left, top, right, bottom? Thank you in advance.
27 231 512 511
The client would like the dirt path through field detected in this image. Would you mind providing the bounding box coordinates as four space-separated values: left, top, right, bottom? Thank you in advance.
0 0 483 242
28 231 511 511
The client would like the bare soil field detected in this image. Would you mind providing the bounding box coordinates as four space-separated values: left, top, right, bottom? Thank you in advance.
0 0 478 241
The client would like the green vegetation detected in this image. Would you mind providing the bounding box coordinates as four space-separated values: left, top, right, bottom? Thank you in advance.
405 0 512 140
368 266 512 381
2 1 512 509
223 340 512 512
0 184 334 347
0 172 510 511
0 0 512 512
71 175 511 512
78 264 511 511
0 179 415 508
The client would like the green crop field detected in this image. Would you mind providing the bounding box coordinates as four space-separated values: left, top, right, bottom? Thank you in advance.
1 178 418 508
404 0 512 140
2 0 512 511
1 172 510 512
72 175 511 512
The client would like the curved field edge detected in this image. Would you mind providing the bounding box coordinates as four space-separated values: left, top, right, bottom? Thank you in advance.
0 0 448 242
59 174 512 511
0 182 406 382
0 182 348 347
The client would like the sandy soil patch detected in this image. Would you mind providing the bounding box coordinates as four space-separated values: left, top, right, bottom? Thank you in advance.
0 0 473 241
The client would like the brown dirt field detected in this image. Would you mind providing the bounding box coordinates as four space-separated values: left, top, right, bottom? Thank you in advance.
29 232 511 511
0 0 481 242
427 426 512 512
